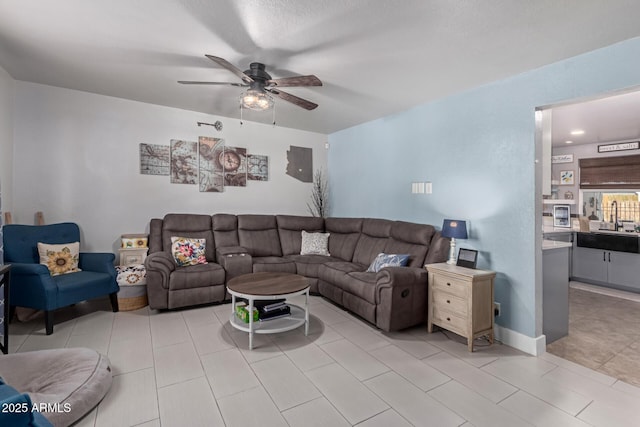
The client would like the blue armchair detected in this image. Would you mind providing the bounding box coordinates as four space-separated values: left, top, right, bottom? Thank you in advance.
2 223 119 335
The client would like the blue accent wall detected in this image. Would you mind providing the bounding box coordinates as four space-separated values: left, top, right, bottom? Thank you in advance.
328 37 640 338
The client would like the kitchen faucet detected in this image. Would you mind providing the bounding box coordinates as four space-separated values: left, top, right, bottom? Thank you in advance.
610 200 619 231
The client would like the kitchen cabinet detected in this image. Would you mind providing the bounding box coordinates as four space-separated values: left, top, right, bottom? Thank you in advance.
572 246 640 292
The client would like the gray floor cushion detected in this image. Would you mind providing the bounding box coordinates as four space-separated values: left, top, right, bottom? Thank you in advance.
0 347 112 427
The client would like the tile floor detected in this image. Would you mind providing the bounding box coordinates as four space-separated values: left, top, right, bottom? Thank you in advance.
547 282 640 387
8 294 640 427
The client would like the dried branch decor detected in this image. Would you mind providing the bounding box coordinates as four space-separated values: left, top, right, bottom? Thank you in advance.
307 169 329 217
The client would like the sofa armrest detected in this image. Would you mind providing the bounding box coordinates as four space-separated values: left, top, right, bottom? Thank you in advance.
79 252 116 275
144 252 175 290
216 247 252 283
216 246 249 260
374 266 429 331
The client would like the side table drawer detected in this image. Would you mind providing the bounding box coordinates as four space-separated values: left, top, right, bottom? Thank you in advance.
432 307 466 336
432 289 467 316
431 274 469 297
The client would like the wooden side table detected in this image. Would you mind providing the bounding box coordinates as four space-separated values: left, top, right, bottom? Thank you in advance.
425 263 496 352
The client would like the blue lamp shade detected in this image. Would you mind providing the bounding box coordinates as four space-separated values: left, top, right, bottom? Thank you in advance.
441 219 468 239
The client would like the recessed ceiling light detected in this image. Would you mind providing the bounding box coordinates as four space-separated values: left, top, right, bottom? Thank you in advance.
570 129 585 135
565 140 573 144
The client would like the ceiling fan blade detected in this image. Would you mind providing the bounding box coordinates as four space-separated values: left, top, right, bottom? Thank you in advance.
178 81 247 87
205 55 253 84
267 75 322 87
266 88 318 110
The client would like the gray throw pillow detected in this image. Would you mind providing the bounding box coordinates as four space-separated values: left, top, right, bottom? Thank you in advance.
300 231 330 256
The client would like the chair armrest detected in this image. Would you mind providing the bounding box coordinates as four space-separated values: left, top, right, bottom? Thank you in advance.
7 262 51 277
79 252 116 275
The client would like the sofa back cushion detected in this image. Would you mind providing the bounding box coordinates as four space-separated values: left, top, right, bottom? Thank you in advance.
161 214 215 262
238 215 282 257
276 215 325 255
384 221 435 268
324 217 363 262
352 218 393 266
213 214 239 248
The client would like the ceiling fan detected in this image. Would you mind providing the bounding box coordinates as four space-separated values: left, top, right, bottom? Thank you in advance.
178 55 322 111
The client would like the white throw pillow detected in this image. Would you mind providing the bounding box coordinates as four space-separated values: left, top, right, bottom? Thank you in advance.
37 242 81 276
300 231 330 256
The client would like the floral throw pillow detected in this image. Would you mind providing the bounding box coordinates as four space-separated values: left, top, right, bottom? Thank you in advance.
300 231 330 256
37 242 82 276
366 253 410 273
170 237 208 266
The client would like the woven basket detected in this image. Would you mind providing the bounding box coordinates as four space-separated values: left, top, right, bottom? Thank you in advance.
118 294 148 311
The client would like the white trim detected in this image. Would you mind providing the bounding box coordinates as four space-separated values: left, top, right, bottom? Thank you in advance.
494 324 546 356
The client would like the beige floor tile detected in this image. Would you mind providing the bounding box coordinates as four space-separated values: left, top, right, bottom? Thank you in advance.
66 331 110 354
423 331 500 368
306 320 344 345
157 377 224 427
355 409 413 427
320 339 389 381
107 336 154 375
201 348 260 398
499 390 591 427
218 386 288 427
578 399 640 427
540 351 617 386
149 311 190 348
424 351 517 402
134 419 160 427
364 371 464 427
329 319 390 351
428 380 531 427
71 311 115 336
154 341 204 388
110 311 151 343
271 333 334 372
72 407 97 427
251 355 321 411
187 320 235 356
372 344 450 391
95 368 158 427
181 305 219 328
597 343 640 387
381 330 442 359
305 363 389 424
18 319 75 352
307 303 351 325
282 397 350 427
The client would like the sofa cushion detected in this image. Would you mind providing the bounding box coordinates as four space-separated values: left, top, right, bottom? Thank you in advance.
343 271 378 304
169 263 225 290
213 214 240 248
324 218 363 261
384 221 435 268
366 253 410 273
276 215 324 255
161 214 215 261
238 215 282 257
318 261 367 289
352 218 393 266
286 254 342 278
252 257 297 273
300 231 330 256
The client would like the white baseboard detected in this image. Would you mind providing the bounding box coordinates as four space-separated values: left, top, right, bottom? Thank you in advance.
494 324 546 356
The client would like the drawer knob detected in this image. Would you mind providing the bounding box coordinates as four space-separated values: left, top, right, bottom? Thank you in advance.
447 282 451 286
446 317 451 321
446 299 451 304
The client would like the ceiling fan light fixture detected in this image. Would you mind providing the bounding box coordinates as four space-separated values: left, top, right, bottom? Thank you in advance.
241 88 274 111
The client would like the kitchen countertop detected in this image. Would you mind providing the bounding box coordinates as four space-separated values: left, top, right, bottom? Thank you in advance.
542 225 578 234
542 240 572 250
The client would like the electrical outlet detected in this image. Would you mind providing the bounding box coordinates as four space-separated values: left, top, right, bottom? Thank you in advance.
494 302 501 316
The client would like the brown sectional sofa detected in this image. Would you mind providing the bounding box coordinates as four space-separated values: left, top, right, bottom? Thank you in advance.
144 213 449 331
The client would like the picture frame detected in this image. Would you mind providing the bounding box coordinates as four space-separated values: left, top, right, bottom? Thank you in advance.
559 170 574 185
456 248 478 269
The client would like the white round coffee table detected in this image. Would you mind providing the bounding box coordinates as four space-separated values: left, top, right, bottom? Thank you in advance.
227 272 310 350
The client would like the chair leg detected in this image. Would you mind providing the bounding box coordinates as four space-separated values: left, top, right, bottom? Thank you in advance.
109 292 119 312
45 311 54 335
8 306 16 324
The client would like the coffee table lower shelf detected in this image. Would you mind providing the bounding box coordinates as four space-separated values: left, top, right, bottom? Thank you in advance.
229 304 306 334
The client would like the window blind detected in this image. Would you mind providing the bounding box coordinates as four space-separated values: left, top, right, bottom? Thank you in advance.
579 154 640 189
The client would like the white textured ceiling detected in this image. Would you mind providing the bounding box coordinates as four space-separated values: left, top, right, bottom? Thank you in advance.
2 0 640 134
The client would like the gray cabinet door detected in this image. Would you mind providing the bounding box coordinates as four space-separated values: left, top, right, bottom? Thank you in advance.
572 246 607 283
608 251 640 290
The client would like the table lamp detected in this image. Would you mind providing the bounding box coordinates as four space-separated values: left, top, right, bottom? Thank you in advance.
441 219 468 265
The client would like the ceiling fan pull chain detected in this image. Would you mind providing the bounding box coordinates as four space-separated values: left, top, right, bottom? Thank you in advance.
240 101 244 126
272 103 276 126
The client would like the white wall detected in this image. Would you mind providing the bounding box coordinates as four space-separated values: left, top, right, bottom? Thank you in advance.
12 82 327 252
0 65 14 216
